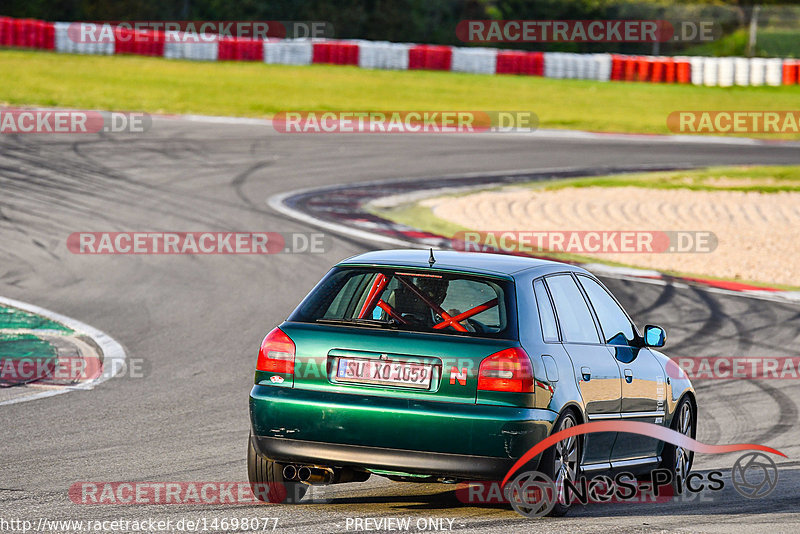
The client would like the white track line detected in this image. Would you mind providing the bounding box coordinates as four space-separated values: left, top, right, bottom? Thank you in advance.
268 188 419 249
0 296 127 406
267 163 700 248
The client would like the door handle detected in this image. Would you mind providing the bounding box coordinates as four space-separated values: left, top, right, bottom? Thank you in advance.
624 368 633 383
581 366 592 381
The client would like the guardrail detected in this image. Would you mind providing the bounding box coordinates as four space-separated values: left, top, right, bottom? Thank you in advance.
1 16 797 87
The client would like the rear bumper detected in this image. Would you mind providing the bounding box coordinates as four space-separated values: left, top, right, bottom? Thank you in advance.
249 384 557 480
252 435 515 479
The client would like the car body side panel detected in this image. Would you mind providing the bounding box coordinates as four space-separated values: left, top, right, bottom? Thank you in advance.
650 348 696 428
612 346 668 459
517 271 620 465
563 343 623 464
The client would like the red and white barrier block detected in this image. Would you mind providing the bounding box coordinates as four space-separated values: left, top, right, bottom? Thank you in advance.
451 47 497 75
544 52 612 81
311 40 359 66
495 51 544 76
3 16 800 87
356 41 411 70
1 17 55 50
164 36 219 61
263 39 312 65
611 55 691 83
784 59 800 85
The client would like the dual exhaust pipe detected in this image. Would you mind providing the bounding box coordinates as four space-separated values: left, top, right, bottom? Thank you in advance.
282 464 334 485
283 464 370 485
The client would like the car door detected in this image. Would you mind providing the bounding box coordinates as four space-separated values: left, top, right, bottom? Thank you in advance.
543 274 622 467
577 275 667 461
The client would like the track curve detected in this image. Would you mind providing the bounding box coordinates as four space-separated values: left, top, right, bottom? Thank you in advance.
1 119 799 533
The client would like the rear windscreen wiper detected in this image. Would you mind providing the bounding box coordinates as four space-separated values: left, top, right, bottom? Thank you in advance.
315 318 399 329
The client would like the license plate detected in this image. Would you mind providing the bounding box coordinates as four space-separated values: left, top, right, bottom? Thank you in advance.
336 358 432 389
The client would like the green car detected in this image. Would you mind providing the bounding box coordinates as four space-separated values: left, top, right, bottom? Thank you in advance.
248 249 696 513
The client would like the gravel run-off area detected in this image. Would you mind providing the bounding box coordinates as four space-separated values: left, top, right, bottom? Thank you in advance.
422 186 800 287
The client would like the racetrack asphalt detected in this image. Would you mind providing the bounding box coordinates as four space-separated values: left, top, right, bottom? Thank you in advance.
1 119 800 533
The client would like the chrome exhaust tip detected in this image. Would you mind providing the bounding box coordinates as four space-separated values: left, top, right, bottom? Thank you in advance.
285 464 368 485
297 466 312 482
298 466 335 485
282 464 298 481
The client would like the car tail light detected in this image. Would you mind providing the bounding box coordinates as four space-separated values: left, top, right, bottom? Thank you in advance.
477 347 534 393
256 327 295 374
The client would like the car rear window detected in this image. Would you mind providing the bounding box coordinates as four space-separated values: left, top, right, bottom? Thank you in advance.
289 267 517 338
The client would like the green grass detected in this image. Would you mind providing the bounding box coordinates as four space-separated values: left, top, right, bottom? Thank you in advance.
370 165 800 291
2 49 800 136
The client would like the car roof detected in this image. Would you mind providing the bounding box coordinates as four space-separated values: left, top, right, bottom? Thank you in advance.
338 249 588 278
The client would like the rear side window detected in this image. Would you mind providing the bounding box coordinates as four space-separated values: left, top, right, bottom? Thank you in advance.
577 275 636 346
534 279 559 342
544 274 600 344
290 267 516 338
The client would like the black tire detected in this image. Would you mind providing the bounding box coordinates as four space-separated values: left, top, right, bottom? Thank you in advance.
247 433 307 503
538 410 581 517
660 397 695 496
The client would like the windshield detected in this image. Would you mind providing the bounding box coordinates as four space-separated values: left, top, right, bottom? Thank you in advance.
289 267 517 339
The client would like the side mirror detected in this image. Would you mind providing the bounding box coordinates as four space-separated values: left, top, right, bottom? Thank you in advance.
644 325 666 348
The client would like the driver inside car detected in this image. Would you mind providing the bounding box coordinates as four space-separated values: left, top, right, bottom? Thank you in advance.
386 276 474 331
